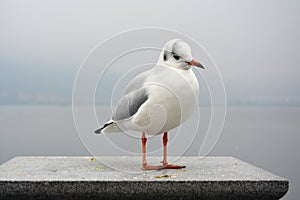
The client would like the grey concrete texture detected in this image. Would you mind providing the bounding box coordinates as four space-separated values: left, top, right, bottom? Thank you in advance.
0 156 288 199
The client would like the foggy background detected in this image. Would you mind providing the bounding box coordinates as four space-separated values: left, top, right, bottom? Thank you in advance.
0 0 299 199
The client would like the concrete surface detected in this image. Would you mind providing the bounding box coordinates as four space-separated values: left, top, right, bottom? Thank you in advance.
0 156 288 199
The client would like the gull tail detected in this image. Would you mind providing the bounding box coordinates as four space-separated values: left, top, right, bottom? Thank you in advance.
94 119 122 134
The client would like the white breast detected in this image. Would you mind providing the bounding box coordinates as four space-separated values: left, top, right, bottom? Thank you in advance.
129 65 199 135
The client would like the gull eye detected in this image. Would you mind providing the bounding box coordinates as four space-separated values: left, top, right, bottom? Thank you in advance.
173 54 180 60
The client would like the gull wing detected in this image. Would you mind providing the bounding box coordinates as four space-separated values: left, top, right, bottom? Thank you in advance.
113 71 150 121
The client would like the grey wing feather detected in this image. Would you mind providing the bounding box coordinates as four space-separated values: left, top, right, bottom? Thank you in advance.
113 88 149 121
113 71 150 121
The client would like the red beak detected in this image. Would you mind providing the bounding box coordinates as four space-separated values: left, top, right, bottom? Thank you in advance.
187 59 204 69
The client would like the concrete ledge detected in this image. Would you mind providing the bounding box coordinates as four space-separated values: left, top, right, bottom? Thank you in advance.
0 156 288 200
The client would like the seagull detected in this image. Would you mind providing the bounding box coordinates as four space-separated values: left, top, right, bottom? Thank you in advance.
95 39 204 170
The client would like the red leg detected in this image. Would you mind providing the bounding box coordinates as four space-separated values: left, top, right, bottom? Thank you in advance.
162 132 168 165
161 132 186 169
141 132 162 170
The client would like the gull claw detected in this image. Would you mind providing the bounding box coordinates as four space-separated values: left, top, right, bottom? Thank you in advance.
142 164 163 170
162 164 186 169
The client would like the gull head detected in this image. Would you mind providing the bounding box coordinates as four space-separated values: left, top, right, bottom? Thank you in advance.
159 39 204 70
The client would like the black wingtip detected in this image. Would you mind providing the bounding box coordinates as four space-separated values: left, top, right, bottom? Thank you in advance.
94 121 114 134
94 128 102 134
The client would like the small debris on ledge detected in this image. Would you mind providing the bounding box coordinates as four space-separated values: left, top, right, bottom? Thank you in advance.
155 174 172 178
90 157 96 162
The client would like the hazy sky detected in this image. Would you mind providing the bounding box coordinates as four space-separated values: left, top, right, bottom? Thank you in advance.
0 0 299 105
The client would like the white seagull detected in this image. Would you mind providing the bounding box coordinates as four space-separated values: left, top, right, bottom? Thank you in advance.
95 39 204 170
